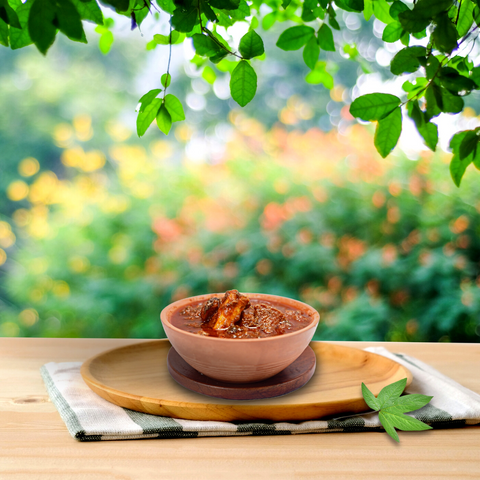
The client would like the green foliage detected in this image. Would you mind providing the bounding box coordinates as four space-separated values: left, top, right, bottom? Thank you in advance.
1 0 480 183
374 107 402 159
230 60 257 107
362 379 433 442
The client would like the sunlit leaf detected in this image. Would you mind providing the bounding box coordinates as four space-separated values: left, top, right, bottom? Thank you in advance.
28 0 57 55
317 23 335 51
230 60 257 107
374 107 402 158
350 93 401 121
164 94 185 122
303 36 319 70
137 97 161 137
382 21 403 42
239 30 264 59
276 25 315 51
156 104 172 135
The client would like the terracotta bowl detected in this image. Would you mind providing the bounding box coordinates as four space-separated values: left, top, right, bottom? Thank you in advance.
160 292 320 383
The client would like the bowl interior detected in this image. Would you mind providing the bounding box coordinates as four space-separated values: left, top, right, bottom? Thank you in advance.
160 292 320 341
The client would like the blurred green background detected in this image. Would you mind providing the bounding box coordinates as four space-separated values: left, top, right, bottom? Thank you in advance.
1 11 480 343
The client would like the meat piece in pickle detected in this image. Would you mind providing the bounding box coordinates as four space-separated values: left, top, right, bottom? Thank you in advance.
210 290 250 331
200 297 221 325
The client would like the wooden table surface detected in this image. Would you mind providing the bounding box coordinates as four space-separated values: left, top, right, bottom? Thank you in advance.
1 338 479 480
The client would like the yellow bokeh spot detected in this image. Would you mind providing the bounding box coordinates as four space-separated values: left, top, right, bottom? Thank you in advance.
62 147 105 172
19 309 39 327
0 221 11 238
30 288 44 302
174 124 193 143
29 172 59 205
150 140 173 159
13 209 31 227
0 232 15 248
7 180 29 201
105 120 131 142
73 114 93 142
30 257 48 275
0 248 6 266
19 157 40 177
69 255 90 273
53 281 70 297
463 107 476 118
109 245 128 264
53 123 74 148
330 85 345 102
0 322 20 336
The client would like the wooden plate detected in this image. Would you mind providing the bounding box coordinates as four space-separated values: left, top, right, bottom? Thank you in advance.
80 340 412 422
167 346 317 400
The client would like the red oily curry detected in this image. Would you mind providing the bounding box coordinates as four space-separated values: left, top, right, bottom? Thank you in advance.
170 290 313 339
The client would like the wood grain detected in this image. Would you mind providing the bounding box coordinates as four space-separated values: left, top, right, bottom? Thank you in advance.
167 345 316 400
1 338 479 480
80 340 411 421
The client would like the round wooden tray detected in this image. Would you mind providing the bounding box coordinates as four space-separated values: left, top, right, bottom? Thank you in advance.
167 346 316 400
80 340 412 422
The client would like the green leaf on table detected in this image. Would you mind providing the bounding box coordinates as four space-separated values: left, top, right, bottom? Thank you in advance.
239 30 264 59
374 106 402 158
137 97 161 137
303 36 320 70
164 94 185 122
361 383 381 411
230 60 257 107
382 21 404 43
317 23 335 51
276 25 315 51
350 93 401 121
390 46 426 75
28 0 57 54
192 33 223 57
433 13 458 54
0 0 20 28
362 379 433 442
156 104 172 135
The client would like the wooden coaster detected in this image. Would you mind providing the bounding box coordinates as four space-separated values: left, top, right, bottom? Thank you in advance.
167 346 316 400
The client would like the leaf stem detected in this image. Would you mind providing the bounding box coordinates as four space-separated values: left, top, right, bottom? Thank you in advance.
196 0 243 60
331 410 377 421
163 21 173 101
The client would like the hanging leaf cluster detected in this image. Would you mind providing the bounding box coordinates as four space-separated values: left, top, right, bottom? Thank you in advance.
1 0 480 186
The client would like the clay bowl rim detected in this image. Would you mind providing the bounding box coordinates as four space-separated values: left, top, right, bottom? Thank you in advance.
160 292 320 343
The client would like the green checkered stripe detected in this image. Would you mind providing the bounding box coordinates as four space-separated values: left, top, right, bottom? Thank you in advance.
40 348 480 442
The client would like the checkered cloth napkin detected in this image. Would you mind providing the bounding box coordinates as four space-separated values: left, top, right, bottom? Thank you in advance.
40 347 480 441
